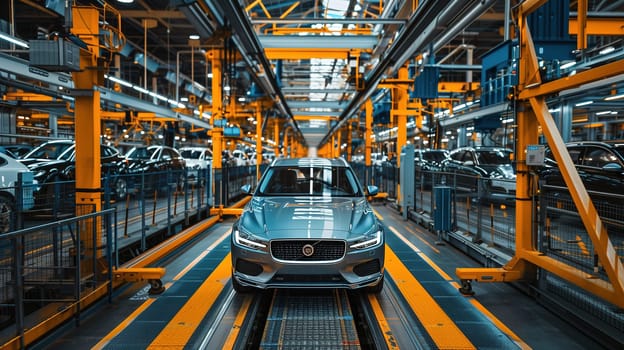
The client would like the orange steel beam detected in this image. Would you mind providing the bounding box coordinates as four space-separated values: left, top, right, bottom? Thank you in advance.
293 115 338 121
4 92 54 101
438 82 480 93
265 48 351 60
265 27 372 35
456 2 624 309
568 17 624 36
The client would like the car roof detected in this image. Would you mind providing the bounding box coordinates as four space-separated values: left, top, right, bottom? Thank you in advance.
271 157 349 168
451 146 512 152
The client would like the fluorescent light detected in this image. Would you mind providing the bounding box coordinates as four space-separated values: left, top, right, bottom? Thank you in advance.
599 46 615 55
0 32 29 48
596 110 612 116
575 100 593 107
560 61 576 69
132 85 149 94
105 74 133 88
605 93 624 101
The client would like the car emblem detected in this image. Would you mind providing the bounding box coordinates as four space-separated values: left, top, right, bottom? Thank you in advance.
302 244 315 257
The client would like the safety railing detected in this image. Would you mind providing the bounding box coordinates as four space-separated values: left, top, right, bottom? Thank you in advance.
0 208 116 346
361 161 624 335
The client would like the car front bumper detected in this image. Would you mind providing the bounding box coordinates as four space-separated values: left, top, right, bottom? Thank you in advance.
231 242 385 290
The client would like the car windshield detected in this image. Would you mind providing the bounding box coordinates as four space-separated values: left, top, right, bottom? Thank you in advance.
476 150 511 165
27 142 74 160
257 165 362 197
181 149 203 159
423 151 447 162
126 147 154 159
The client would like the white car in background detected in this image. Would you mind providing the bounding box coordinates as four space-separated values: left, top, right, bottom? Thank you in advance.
232 149 250 166
0 151 35 233
179 147 212 186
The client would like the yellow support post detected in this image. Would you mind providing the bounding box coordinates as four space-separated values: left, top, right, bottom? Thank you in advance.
209 49 223 169
365 99 373 167
273 120 280 157
71 8 103 272
255 103 263 179
346 121 352 161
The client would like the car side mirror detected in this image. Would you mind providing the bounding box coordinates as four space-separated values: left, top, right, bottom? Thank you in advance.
463 160 474 166
602 163 623 172
241 184 253 195
367 185 379 196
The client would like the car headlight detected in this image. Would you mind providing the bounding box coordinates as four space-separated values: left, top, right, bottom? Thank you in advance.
233 228 267 250
350 230 383 249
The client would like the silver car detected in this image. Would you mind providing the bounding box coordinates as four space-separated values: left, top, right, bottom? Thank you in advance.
231 157 385 293
0 151 35 233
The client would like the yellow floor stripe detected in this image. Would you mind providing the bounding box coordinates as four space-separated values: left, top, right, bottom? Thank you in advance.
389 226 452 280
402 225 441 254
448 281 532 350
147 254 232 349
173 230 231 280
92 293 160 350
222 295 253 349
368 294 400 350
385 246 475 349
390 225 530 348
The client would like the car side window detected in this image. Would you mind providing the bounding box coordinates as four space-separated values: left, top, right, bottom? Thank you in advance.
162 149 172 160
582 147 615 168
567 148 582 165
450 151 462 162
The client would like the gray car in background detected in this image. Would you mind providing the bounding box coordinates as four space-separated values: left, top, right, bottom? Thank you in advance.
231 157 385 293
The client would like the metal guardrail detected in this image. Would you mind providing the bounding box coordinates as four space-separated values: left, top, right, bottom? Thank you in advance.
356 161 624 338
0 208 116 346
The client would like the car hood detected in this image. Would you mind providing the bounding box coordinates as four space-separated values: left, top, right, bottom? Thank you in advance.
22 159 68 171
238 196 378 240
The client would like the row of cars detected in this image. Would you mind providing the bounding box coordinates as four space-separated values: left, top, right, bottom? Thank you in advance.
373 146 517 198
376 140 624 207
0 140 216 231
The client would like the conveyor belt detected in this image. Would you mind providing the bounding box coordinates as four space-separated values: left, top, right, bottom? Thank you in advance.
260 289 360 349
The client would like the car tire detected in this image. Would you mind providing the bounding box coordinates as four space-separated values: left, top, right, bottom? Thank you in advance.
231 275 253 293
367 274 384 294
0 194 16 234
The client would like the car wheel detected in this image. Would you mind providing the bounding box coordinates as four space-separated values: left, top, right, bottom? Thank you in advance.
0 195 16 234
114 178 128 199
367 274 384 294
231 275 253 293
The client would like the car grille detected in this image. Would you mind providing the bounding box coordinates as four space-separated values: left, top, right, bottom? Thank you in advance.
271 240 345 262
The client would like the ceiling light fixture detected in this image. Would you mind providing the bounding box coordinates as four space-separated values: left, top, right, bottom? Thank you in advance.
575 100 594 107
0 32 29 48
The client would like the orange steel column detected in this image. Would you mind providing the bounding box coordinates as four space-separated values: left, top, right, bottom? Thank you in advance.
209 49 223 169
72 7 103 263
365 99 373 167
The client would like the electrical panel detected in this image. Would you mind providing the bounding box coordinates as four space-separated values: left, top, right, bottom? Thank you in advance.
29 39 81 72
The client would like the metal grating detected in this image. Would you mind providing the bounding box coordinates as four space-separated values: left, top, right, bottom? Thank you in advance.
261 290 360 349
